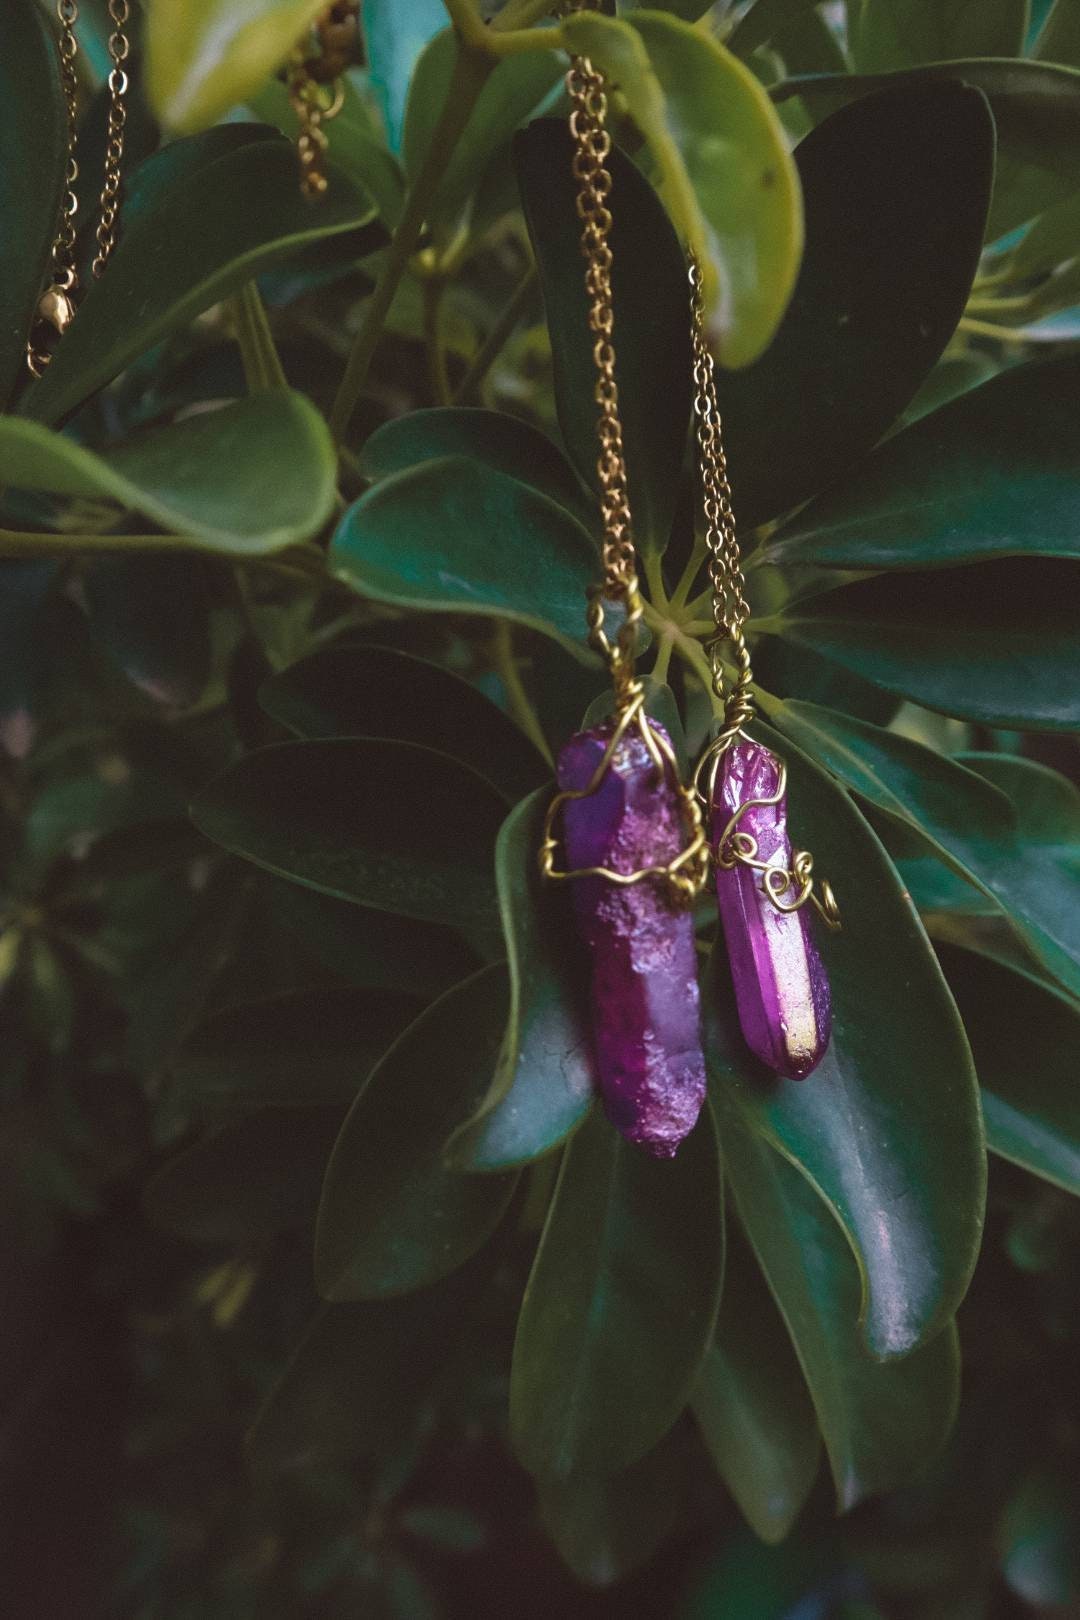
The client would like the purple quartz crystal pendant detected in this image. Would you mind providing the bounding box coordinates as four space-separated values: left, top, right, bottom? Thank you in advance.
709 738 836 1080
546 715 709 1158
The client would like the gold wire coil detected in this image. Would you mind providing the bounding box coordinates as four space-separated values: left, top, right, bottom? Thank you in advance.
539 690 710 906
692 737 840 930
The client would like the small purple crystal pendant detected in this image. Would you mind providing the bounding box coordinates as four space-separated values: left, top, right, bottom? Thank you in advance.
710 738 836 1080
546 717 708 1158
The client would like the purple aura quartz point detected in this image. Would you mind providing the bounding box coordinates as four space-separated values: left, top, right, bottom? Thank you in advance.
711 739 831 1080
558 720 706 1158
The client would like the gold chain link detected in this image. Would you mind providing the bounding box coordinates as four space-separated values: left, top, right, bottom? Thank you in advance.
27 0 130 375
566 40 645 710
287 1 358 200
689 253 754 734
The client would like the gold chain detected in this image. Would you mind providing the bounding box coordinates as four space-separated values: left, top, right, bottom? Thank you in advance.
27 0 130 375
565 35 644 712
689 254 754 738
287 1 359 200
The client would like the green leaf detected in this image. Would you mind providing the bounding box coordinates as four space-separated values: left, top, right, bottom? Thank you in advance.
364 0 452 152
1034 0 1080 64
315 966 518 1300
728 0 826 58
191 738 506 931
768 358 1080 570
445 790 596 1173
718 1104 962 1510
247 1254 493 1473
775 60 1080 237
259 643 546 803
711 83 993 529
514 119 692 553
771 558 1080 730
999 1470 1080 1606
358 407 590 521
510 1100 723 1479
560 9 803 367
329 457 598 657
23 135 381 425
145 0 333 133
173 985 422 1108
144 1107 344 1243
0 394 336 556
403 29 562 241
269 883 478 999
539 1432 689 1587
82 555 211 705
765 704 1080 1002
853 0 1028 72
0 0 67 412
692 1228 820 1544
937 943 1080 1195
706 722 984 1357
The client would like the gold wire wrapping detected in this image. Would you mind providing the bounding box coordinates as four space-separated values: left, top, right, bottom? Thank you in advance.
27 0 130 375
687 257 840 929
539 32 708 902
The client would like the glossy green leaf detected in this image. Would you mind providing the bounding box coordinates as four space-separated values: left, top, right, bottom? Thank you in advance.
0 394 336 555
82 555 211 706
937 943 1080 1195
144 1107 344 1243
1032 0 1080 64
718 1105 962 1510
248 75 406 228
24 136 381 425
765 704 1080 1002
999 1470 1080 1606
692 1229 820 1544
510 1100 723 1479
728 0 825 58
259 643 546 803
560 9 803 367
853 0 1028 72
404 29 562 240
445 790 597 1173
775 60 1080 237
0 0 66 412
365 0 458 152
771 558 1080 730
358 407 590 521
191 738 506 930
315 966 518 1300
709 83 992 529
329 457 598 657
767 357 1080 570
145 0 332 133
269 883 478 999
514 119 691 553
173 985 422 1108
539 1432 689 1587
706 722 984 1356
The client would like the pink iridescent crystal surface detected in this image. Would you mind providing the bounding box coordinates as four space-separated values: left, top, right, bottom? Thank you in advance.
711 739 831 1080
558 720 706 1158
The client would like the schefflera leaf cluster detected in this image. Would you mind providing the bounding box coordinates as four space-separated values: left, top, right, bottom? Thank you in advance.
3 0 1080 1594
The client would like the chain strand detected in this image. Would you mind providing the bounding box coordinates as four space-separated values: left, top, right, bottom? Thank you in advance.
689 254 753 733
91 0 131 279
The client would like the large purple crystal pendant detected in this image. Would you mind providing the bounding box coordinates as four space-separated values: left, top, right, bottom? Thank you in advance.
711 739 832 1080
557 720 706 1159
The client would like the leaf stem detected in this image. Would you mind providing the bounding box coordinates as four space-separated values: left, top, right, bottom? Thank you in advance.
452 265 538 402
423 275 453 405
491 621 555 768
669 534 708 609
231 280 288 392
956 316 1033 345
651 630 675 687
328 45 493 442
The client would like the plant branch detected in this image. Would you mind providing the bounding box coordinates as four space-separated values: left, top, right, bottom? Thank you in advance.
423 275 453 405
491 621 554 767
328 45 492 442
231 280 288 392
452 265 538 402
